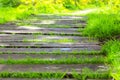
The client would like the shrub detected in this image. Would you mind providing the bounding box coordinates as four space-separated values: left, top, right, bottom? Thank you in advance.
0 0 21 7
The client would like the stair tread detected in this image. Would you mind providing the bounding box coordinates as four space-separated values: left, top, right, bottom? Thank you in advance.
0 64 108 73
0 48 101 53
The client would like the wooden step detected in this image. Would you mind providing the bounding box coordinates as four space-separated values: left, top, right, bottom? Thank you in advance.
0 48 101 54
0 54 104 60
0 27 79 32
18 23 86 28
0 25 83 31
29 14 86 19
0 53 104 64
0 30 82 36
0 64 108 72
0 34 97 43
0 42 101 48
18 19 86 25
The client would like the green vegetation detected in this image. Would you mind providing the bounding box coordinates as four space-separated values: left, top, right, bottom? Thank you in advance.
0 50 101 55
23 38 77 43
82 2 120 80
102 40 120 80
0 56 105 64
84 13 120 41
0 0 119 24
0 71 110 79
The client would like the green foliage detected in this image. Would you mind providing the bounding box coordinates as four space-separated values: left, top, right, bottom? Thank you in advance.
0 71 110 79
0 18 6 24
102 40 120 80
0 56 104 64
0 0 21 7
63 0 79 10
0 0 119 24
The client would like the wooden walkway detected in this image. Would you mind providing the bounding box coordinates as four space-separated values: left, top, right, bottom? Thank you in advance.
0 15 111 80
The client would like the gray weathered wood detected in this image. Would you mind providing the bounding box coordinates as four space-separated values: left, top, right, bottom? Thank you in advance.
0 64 108 72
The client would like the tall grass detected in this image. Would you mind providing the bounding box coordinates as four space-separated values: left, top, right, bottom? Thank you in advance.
102 40 120 80
83 13 120 41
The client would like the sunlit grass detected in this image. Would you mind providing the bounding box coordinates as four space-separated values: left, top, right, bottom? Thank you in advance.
23 38 77 43
0 5 32 24
102 40 120 80
0 71 110 79
83 13 120 41
0 56 105 64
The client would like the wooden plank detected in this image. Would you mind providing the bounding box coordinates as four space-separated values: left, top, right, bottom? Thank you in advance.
0 64 108 72
0 48 101 53
0 25 82 31
30 14 85 19
19 23 86 28
0 42 101 48
17 27 80 31
19 19 86 25
0 34 97 43
0 54 103 60
0 30 81 36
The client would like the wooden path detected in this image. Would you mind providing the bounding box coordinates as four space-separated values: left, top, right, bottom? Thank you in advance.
0 15 111 80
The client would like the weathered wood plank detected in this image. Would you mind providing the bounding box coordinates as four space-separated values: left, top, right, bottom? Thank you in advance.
0 64 108 72
0 54 103 60
0 34 97 43
18 19 86 25
0 30 82 36
0 42 101 48
0 48 101 53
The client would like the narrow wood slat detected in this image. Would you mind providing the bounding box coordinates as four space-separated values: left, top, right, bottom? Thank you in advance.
0 48 100 53
29 23 86 28
30 14 85 19
0 54 103 60
0 34 97 43
0 64 108 73
0 30 81 35
19 19 86 25
0 42 101 48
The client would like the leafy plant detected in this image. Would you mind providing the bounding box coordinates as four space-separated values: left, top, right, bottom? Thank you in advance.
0 0 21 7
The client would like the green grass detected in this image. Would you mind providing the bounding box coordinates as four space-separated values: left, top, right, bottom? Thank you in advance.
82 6 120 80
0 71 111 79
23 38 78 43
83 13 120 41
0 50 102 55
102 40 120 80
0 56 105 64
0 5 33 24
